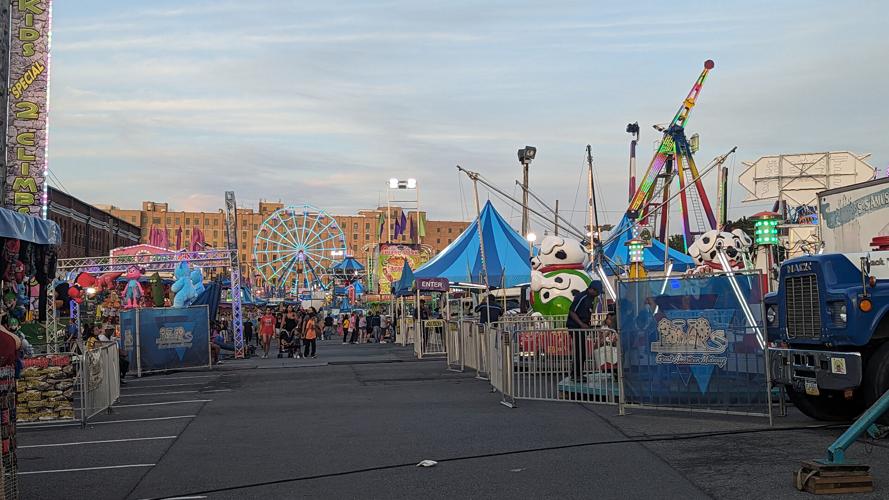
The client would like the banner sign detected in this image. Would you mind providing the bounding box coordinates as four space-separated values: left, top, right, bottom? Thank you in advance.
617 273 769 414
377 243 432 289
135 306 210 373
5 0 52 216
416 277 449 292
119 309 137 361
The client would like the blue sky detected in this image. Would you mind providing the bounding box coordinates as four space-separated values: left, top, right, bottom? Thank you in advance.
49 0 888 233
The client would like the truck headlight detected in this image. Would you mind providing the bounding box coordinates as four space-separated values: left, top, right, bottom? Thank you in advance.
766 305 777 325
839 304 847 323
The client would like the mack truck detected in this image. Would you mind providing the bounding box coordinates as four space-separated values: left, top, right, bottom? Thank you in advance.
766 176 889 420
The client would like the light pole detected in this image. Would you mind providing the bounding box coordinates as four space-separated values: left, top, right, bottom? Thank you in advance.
526 232 537 257
517 146 537 238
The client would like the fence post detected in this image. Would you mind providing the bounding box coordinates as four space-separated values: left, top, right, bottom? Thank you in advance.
616 329 626 416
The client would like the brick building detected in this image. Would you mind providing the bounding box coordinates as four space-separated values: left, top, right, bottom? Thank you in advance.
47 187 141 259
101 200 470 285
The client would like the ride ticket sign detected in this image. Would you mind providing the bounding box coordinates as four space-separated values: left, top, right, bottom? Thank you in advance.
416 277 449 292
4 0 52 217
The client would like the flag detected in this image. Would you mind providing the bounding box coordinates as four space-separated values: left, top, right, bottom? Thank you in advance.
410 218 416 241
176 226 182 249
394 211 403 237
399 211 407 237
418 212 426 238
378 211 386 239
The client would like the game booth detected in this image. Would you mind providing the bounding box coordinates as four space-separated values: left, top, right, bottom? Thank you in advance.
51 245 233 378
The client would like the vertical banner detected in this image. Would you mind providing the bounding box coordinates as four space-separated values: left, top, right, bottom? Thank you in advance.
5 0 52 216
119 309 137 361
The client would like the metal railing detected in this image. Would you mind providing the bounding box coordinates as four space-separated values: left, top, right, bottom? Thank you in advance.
446 321 463 372
502 327 622 405
415 319 447 358
82 342 121 420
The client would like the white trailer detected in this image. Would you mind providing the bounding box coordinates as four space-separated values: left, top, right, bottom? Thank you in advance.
819 176 889 253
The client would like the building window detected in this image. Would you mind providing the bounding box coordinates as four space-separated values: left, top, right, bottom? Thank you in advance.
448 228 452 233
448 239 452 244
437 228 441 233
364 222 370 230
214 219 219 226
166 217 171 224
204 218 210 226
185 217 190 225
174 217 180 225
437 238 441 244
152 217 160 224
213 230 219 238
353 223 358 230
352 233 358 241
253 224 258 230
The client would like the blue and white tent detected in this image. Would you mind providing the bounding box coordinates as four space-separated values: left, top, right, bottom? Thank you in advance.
392 260 414 297
332 256 365 273
414 201 531 288
600 215 695 274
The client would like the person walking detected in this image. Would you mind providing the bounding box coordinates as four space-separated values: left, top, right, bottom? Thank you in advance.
259 308 276 358
341 314 349 344
323 313 334 340
358 313 368 343
303 311 318 358
349 311 359 344
567 281 603 384
283 306 301 358
243 315 254 347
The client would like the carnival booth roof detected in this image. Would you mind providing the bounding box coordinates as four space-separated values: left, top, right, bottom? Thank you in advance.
332 257 365 272
601 215 695 273
393 260 414 297
0 207 61 245
414 201 530 288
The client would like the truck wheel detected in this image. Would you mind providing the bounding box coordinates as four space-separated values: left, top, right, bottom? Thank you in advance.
786 386 861 422
861 341 889 424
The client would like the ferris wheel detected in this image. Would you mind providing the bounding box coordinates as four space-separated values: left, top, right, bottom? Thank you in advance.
253 204 346 291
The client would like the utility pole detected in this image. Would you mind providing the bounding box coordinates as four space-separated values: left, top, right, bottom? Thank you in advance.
587 145 600 262
554 199 559 236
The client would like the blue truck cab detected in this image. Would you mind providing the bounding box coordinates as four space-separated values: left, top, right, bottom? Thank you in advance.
765 251 889 420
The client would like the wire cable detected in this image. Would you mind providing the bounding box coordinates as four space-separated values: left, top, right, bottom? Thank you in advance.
143 421 849 499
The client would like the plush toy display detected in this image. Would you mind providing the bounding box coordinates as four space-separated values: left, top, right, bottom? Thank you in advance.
123 266 144 308
171 261 196 307
149 272 165 307
530 236 593 316
190 268 205 299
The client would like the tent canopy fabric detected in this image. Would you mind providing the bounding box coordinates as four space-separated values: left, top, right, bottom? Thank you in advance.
392 260 414 297
414 201 531 288
600 215 695 274
332 257 365 272
0 207 61 245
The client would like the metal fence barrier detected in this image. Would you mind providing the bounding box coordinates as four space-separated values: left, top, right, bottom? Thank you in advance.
416 319 446 358
446 321 463 372
82 342 121 421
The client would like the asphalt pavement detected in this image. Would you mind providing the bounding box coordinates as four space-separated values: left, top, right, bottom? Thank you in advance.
16 339 889 499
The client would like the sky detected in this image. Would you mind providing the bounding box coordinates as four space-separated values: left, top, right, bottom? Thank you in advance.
48 0 889 235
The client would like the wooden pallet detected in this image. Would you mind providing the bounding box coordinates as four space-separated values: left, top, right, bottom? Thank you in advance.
794 461 874 495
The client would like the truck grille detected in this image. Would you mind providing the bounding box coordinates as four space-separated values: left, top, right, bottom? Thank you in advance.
785 274 821 338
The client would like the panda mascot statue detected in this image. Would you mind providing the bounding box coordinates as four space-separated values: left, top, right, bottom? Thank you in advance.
530 236 593 316
686 229 753 274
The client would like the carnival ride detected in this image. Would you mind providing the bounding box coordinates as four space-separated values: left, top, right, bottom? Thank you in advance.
626 60 717 251
253 203 347 293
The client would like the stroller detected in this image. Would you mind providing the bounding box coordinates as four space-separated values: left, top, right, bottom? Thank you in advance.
278 328 301 358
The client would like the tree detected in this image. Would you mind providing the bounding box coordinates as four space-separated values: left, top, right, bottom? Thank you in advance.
667 234 686 253
725 217 755 237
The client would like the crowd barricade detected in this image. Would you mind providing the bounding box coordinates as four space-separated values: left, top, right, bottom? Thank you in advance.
121 306 212 376
474 323 490 380
446 321 463 372
487 318 621 406
82 342 121 420
416 319 446 358
397 317 414 346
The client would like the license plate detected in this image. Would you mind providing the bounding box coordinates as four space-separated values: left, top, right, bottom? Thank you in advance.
805 380 820 396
